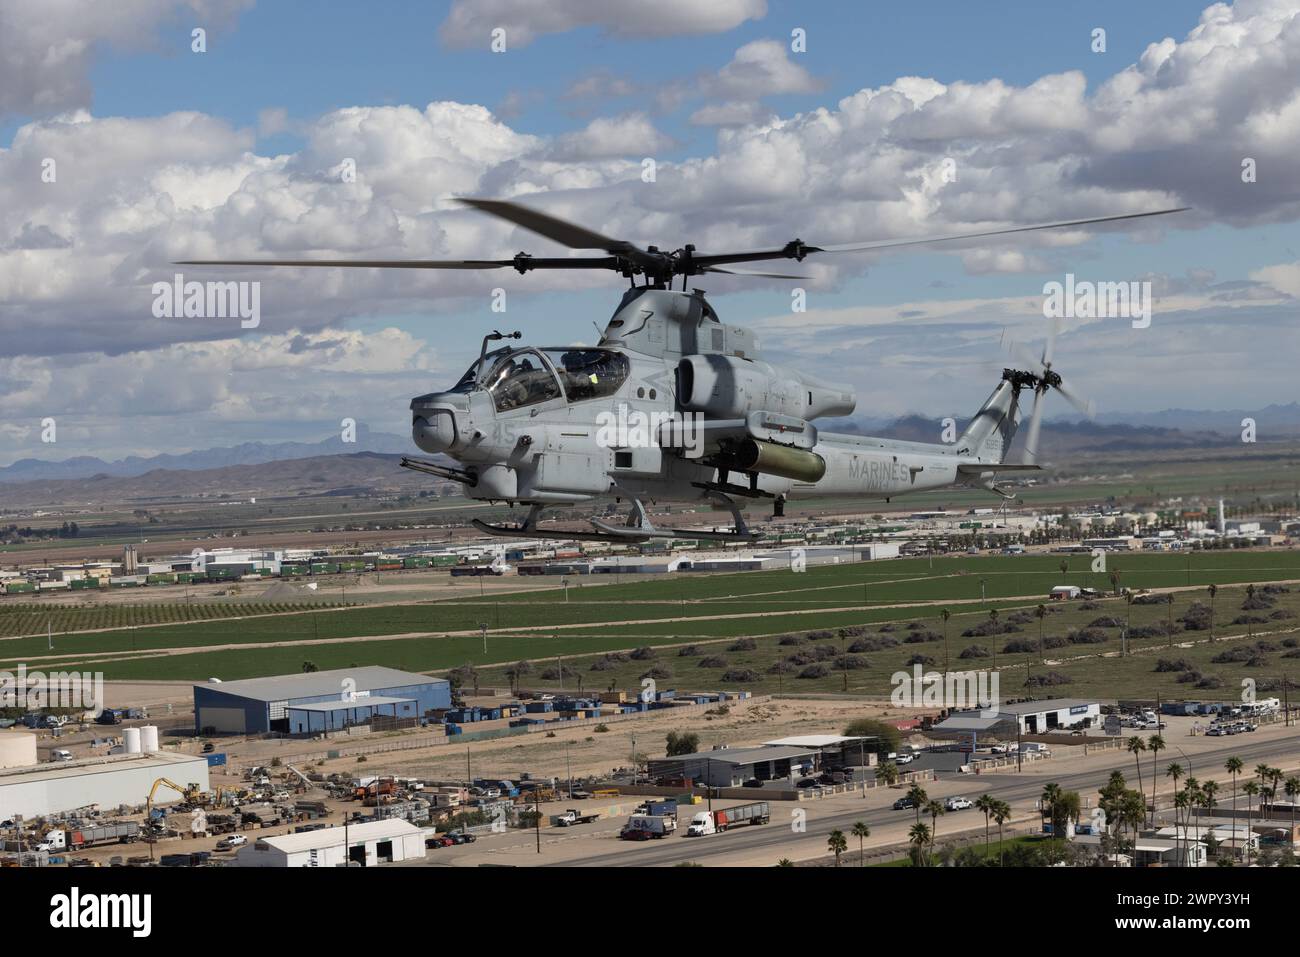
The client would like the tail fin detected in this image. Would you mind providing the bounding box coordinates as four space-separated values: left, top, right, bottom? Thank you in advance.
956 378 1021 463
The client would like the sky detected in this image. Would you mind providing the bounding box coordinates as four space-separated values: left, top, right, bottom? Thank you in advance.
1 0 1299 465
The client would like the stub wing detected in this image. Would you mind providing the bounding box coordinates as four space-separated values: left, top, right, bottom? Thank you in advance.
955 463 1044 474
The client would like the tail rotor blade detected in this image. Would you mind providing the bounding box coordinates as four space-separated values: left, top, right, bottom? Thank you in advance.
1022 388 1045 465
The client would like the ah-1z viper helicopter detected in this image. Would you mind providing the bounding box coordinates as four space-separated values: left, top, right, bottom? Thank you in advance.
182 200 1184 543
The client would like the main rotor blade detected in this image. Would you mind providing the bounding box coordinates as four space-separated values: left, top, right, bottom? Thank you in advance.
457 197 657 267
173 256 622 270
703 265 807 279
816 207 1189 254
1041 311 1060 370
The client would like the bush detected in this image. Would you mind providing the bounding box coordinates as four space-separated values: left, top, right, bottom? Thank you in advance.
797 664 830 679
778 635 807 646
962 620 1021 637
905 654 936 667
1195 675 1225 689
958 645 990 659
1067 628 1108 644
540 664 577 680
1154 657 1193 673
835 654 869 671
1004 638 1037 654
698 656 728 668
1024 671 1073 688
677 645 701 657
728 637 757 652
842 717 901 756
640 666 672 681
1180 604 1213 631
1088 616 1125 629
589 658 617 671
630 646 657 661
666 731 700 756
1269 609 1295 620
1232 614 1268 625
721 669 760 683
806 630 834 641
766 660 797 675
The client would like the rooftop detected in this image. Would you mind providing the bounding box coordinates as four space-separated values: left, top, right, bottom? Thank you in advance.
246 818 421 853
996 699 1098 715
0 750 206 784
286 695 415 713
658 745 816 766
200 666 442 703
762 735 869 748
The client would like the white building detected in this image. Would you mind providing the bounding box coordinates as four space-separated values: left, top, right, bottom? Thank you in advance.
235 818 426 867
0 752 210 819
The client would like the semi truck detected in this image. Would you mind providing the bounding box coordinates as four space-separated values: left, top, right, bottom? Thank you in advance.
36 822 140 851
685 802 770 837
619 814 677 840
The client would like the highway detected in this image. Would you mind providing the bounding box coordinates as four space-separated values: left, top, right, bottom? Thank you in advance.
552 729 1300 867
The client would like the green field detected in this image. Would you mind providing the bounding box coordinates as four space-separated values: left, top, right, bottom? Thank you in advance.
7 550 1300 698
0 600 345 639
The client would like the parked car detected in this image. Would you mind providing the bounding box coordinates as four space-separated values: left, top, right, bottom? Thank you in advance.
201 742 215 753
446 831 476 844
893 797 917 811
795 778 821 789
216 834 247 850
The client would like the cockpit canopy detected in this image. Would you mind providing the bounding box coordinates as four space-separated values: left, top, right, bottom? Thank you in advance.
452 347 631 412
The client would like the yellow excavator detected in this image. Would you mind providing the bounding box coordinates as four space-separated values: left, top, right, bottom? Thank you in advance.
144 777 206 862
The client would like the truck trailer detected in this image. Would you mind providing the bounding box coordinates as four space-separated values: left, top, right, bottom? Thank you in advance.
685 802 770 836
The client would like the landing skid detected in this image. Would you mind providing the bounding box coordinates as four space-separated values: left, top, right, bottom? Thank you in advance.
471 497 759 544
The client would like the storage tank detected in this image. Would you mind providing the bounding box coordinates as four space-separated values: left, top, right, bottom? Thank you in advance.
0 730 38 769
124 726 142 754
140 725 160 752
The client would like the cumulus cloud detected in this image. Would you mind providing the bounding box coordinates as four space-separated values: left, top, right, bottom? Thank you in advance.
439 0 766 48
0 0 253 120
3 0 1300 458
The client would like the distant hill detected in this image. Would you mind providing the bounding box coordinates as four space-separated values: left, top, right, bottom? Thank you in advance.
0 452 441 507
0 425 410 483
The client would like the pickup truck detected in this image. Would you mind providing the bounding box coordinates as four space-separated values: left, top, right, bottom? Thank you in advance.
620 814 677 839
554 808 600 827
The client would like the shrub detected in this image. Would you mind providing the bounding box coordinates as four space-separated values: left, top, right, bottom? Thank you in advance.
766 661 797 675
1154 658 1193 673
728 637 757 652
640 666 671 681
721 669 760 683
905 654 936 667
1024 671 1073 687
630 646 657 660
1088 616 1125 629
1067 628 1108 645
698 656 728 668
778 635 807 646
677 645 700 657
797 664 830 679
835 655 869 671
958 645 990 659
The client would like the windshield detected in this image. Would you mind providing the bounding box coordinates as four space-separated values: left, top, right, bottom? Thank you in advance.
449 347 512 393
543 349 630 402
486 350 562 411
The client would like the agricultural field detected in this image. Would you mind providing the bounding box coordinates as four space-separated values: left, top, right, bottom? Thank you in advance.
7 550 1300 698
0 600 345 639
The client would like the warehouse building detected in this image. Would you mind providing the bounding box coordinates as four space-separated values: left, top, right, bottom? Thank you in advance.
931 698 1101 739
194 666 452 735
0 751 210 819
234 818 425 867
647 745 818 788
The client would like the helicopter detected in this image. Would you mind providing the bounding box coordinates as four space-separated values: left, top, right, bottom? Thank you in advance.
180 199 1185 542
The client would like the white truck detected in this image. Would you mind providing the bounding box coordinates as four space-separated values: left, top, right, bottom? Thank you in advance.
619 814 677 840
554 808 601 827
685 802 770 837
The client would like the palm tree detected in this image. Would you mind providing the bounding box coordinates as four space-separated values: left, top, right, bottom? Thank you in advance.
1035 603 1047 664
1127 737 1147 803
906 784 928 825
1147 734 1165 823
988 608 1000 668
851 820 871 867
991 801 1011 866
925 799 946 854
1243 782 1259 864
1206 583 1217 642
908 822 931 866
1225 756 1243 860
975 793 995 854
827 829 848 867
1059 559 1069 583
876 761 899 787
1173 789 1190 864
940 608 951 672
1285 778 1300 839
